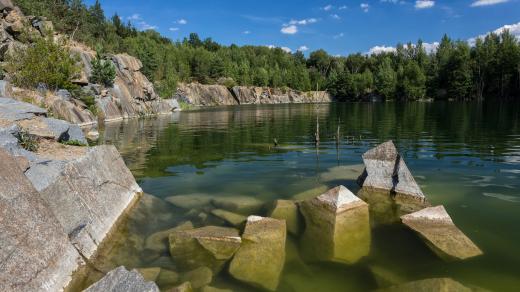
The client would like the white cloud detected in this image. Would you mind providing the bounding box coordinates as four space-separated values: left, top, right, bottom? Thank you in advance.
298 45 309 52
139 22 157 30
339 5 348 10
415 1 435 9
361 3 370 12
176 19 188 25
281 47 292 53
471 0 510 7
331 14 341 19
281 25 298 34
323 5 333 11
468 22 520 45
243 30 251 35
334 32 345 39
422 42 440 53
127 13 141 21
266 45 276 49
127 14 157 31
288 18 318 25
169 27 179 32
368 45 397 55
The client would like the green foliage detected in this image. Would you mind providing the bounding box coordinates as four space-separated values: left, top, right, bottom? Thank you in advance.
70 87 97 115
5 37 80 90
89 49 116 87
16 130 39 152
14 0 520 100
60 139 87 146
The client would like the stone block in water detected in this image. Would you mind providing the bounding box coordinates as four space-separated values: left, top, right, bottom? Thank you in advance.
379 277 473 292
180 267 213 289
229 216 286 291
401 206 483 261
210 209 247 227
299 185 371 264
169 226 241 272
357 140 430 212
145 221 194 253
268 199 301 235
210 195 264 214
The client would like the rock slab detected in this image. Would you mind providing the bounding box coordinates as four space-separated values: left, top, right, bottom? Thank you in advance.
229 216 286 291
84 266 159 292
299 185 371 264
401 206 483 261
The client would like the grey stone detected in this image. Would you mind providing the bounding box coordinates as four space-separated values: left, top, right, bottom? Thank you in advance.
358 141 430 212
180 267 213 289
0 80 13 97
0 97 47 121
299 185 371 264
379 278 472 292
84 266 159 292
57 89 72 101
34 146 142 259
166 98 181 111
169 226 241 272
42 117 87 144
229 216 286 291
401 206 483 261
0 148 80 292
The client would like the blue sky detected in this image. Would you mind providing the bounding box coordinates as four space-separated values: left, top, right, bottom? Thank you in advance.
85 0 520 55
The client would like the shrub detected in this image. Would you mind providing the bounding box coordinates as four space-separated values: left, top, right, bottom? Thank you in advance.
70 87 97 115
5 37 80 90
89 49 116 87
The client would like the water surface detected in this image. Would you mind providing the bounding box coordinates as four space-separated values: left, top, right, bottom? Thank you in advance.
86 102 520 291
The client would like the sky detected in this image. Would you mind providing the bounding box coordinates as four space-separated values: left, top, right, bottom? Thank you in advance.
85 0 520 55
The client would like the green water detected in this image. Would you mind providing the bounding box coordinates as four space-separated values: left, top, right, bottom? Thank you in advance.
87 102 520 291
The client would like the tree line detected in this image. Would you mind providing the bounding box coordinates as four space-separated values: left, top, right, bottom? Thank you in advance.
14 0 520 100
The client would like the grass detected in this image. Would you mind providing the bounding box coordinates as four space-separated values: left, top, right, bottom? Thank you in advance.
60 140 87 146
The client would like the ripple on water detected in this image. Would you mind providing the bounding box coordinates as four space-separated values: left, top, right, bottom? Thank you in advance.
483 193 520 203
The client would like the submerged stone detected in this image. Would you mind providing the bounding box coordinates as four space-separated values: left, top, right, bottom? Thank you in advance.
292 185 329 201
137 267 161 282
168 282 193 292
84 266 159 292
401 206 483 261
145 221 194 253
268 199 301 235
320 164 366 182
299 185 371 264
202 286 233 292
180 267 213 289
165 193 213 209
357 141 430 212
156 269 180 288
229 216 286 291
211 195 264 214
379 278 472 292
210 209 247 227
169 226 241 272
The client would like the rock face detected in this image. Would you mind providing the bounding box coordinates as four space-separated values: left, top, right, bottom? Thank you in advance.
175 83 334 106
299 185 371 264
401 206 483 261
30 145 142 258
0 148 80 292
380 278 472 292
358 141 430 212
84 266 160 292
229 216 286 291
169 226 241 272
71 46 176 122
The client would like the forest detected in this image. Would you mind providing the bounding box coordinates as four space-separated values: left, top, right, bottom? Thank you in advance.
13 0 520 100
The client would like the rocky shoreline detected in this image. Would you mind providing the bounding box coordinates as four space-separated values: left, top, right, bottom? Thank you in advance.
0 97 143 291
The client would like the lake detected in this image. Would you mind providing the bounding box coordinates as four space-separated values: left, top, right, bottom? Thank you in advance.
75 101 520 291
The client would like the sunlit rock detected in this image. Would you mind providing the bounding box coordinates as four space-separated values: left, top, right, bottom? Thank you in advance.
210 209 246 227
379 278 472 292
145 221 194 253
169 226 241 272
165 193 213 209
357 141 430 212
299 185 371 264
268 199 301 235
211 195 264 214
84 266 159 292
180 267 213 289
401 206 483 261
229 216 286 291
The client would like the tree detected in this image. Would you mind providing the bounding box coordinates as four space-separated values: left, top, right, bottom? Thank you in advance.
375 57 397 99
401 61 426 100
89 48 116 87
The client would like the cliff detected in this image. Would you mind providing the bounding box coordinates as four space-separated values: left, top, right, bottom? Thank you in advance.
175 83 334 106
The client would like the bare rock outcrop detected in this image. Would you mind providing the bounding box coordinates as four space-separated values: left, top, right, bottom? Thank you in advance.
401 206 483 261
176 83 237 106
